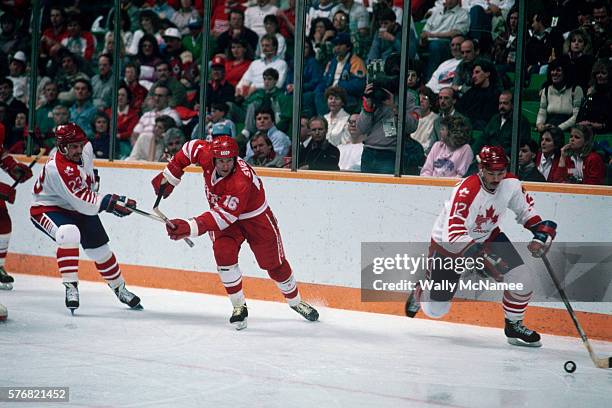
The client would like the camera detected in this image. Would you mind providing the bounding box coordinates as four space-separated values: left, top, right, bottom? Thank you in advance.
366 55 400 106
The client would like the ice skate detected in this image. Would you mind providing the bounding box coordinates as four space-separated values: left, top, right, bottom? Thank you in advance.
113 283 143 310
504 319 542 347
230 304 248 330
405 284 422 318
0 302 7 321
291 301 319 321
63 282 79 314
0 266 14 290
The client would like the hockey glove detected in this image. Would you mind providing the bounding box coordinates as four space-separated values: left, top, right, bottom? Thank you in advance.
101 194 137 217
0 182 16 204
152 172 175 198
528 220 557 258
7 161 33 183
463 243 508 281
166 218 198 240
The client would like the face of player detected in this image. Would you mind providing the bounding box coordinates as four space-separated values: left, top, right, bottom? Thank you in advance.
215 157 235 177
64 141 86 163
519 145 535 166
569 129 585 151
479 168 507 191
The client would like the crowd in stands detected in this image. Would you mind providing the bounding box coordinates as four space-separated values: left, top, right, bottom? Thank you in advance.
0 0 610 185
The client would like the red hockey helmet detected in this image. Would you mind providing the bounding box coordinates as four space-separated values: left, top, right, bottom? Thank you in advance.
55 123 87 150
477 146 508 171
211 136 239 160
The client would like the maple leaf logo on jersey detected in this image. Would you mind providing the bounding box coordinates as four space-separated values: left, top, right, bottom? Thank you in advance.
458 187 470 197
474 206 499 233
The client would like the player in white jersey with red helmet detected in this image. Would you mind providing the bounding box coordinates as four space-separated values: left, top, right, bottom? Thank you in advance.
30 123 142 314
151 136 319 330
406 146 557 347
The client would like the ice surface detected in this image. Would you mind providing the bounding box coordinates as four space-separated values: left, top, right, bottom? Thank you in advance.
1 275 611 408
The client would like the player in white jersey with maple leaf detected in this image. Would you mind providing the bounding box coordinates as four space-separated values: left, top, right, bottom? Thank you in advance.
406 146 557 347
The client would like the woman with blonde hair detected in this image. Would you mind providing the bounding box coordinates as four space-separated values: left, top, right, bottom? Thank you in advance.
420 115 473 178
552 124 605 185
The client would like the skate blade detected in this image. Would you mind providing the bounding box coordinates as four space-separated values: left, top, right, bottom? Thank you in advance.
507 337 542 348
130 303 144 310
0 283 13 290
69 308 77 316
232 319 247 330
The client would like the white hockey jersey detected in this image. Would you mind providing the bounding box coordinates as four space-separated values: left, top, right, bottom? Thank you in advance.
30 143 103 216
431 173 542 255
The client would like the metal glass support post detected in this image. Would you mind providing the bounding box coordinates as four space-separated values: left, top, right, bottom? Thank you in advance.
394 0 413 177
197 0 213 139
109 0 122 161
26 0 42 156
510 0 528 174
290 0 306 172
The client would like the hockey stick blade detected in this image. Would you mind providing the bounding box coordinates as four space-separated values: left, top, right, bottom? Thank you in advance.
152 207 195 248
11 148 46 188
542 255 611 369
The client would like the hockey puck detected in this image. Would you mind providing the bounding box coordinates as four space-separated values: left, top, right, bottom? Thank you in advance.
564 360 576 373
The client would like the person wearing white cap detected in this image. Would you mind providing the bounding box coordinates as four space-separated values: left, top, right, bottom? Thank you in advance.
8 51 28 104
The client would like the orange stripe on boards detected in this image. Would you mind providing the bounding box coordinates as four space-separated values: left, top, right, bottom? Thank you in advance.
7 253 611 341
14 155 612 196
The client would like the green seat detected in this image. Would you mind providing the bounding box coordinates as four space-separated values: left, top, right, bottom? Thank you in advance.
522 101 540 127
524 74 546 100
414 20 426 38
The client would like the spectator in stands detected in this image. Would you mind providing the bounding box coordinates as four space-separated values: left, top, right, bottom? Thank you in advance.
0 13 27 58
193 104 236 140
161 28 187 79
420 0 470 80
160 127 186 162
128 114 176 161
276 0 296 40
55 50 89 104
526 12 563 75
244 106 290 162
215 9 259 56
367 7 402 63
107 83 139 157
90 112 112 159
6 111 28 153
562 29 595 91
149 61 187 109
420 115 473 178
150 0 176 21
315 32 367 115
127 10 162 57
426 34 465 94
134 34 164 86
92 54 114 110
309 17 336 67
536 58 584 132
518 140 546 182
411 87 439 154
52 105 70 131
306 0 336 34
236 34 287 97
358 83 419 174
476 90 531 155
69 79 97 139
36 82 60 136
123 63 147 111
331 0 370 40
456 60 500 131
324 86 351 146
451 38 480 97
61 12 96 62
553 124 605 184
205 57 235 111
331 10 350 36
224 38 253 88
103 9 133 62
132 84 181 146
255 15 286 60
299 116 340 171
591 1 611 53
463 0 510 45
172 0 200 35
493 6 518 76
577 60 611 134
182 17 203 60
245 0 278 38
535 126 564 182
338 113 365 171
8 51 28 104
41 6 67 59
247 132 285 168
0 78 27 135
430 86 470 146
289 38 323 118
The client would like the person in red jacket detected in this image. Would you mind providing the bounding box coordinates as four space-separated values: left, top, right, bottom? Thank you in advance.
151 136 319 330
552 124 606 185
535 126 564 182
0 134 33 289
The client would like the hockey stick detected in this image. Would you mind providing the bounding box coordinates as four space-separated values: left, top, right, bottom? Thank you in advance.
117 205 165 223
153 183 195 248
542 254 611 369
11 148 46 188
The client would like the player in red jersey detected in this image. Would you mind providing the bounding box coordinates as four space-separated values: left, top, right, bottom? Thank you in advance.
152 136 319 329
0 128 33 290
406 146 557 347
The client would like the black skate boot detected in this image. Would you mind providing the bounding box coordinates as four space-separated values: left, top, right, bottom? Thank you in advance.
63 282 79 314
113 283 143 310
0 266 14 290
405 284 422 318
291 301 319 321
230 304 248 330
504 319 542 347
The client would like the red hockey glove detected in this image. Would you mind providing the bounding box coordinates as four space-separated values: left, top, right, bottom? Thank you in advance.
0 182 16 204
6 161 33 183
166 218 193 240
528 220 557 258
151 172 175 198
101 194 137 217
